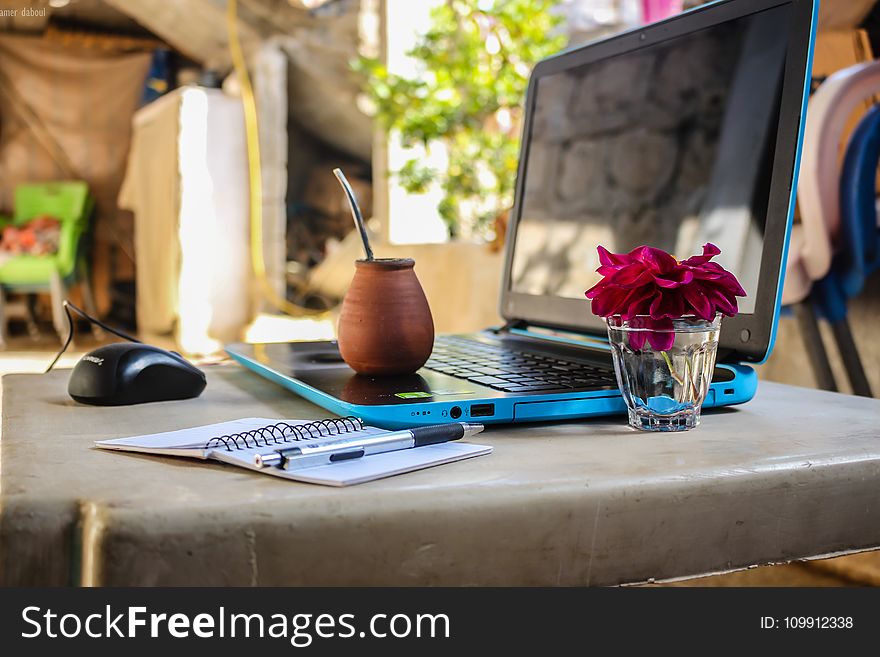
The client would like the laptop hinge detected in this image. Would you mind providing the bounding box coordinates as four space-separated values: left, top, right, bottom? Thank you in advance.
492 318 529 334
492 319 610 343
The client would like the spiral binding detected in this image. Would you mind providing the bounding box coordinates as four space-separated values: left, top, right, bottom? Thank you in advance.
204 417 365 452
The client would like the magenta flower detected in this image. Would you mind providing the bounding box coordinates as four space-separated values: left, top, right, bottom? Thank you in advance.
585 243 746 350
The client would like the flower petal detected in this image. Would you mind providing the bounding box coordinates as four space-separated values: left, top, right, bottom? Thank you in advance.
597 245 632 267
585 280 606 299
649 290 685 319
647 330 675 351
683 285 714 320
608 264 654 288
654 269 694 288
630 245 677 274
691 268 747 297
629 330 647 350
681 243 721 266
705 287 738 316
622 285 656 319
591 288 631 317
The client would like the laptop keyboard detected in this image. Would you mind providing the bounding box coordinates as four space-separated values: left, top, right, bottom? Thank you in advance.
424 335 617 393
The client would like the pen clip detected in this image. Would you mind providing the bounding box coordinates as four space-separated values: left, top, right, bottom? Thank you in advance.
328 448 365 463
281 446 365 471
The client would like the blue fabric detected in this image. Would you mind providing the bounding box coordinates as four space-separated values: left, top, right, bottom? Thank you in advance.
813 105 880 322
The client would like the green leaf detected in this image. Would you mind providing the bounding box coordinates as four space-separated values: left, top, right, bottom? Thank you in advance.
353 0 566 240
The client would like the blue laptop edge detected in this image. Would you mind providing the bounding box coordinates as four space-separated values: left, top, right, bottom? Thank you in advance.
227 348 759 429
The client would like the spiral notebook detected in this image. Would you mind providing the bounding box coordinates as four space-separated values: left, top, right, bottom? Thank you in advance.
95 417 492 486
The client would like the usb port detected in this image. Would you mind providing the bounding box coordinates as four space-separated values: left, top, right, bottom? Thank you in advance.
470 403 495 418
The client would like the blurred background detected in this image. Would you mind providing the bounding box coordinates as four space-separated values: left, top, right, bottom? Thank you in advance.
0 0 878 584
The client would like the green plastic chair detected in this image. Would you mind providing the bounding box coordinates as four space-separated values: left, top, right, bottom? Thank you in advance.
0 182 99 345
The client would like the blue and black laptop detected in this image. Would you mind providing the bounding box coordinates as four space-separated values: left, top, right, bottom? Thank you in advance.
228 0 818 429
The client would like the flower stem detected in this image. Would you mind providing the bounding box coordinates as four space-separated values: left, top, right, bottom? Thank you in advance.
661 350 685 387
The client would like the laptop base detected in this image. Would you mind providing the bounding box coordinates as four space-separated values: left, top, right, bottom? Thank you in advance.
226 332 756 429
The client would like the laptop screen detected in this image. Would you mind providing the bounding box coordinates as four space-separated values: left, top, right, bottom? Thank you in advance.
509 3 793 317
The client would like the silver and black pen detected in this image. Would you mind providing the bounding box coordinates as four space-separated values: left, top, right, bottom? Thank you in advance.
254 422 484 470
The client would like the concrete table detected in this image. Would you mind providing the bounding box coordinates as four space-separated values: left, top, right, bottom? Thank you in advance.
2 366 879 586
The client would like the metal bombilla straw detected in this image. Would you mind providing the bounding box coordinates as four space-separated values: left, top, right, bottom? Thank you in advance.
333 168 374 261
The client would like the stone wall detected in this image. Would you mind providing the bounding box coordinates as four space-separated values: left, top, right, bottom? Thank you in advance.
511 20 747 299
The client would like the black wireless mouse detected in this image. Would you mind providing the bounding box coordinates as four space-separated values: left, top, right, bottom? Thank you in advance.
68 342 207 406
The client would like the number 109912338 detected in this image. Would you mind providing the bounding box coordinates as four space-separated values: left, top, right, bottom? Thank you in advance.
761 617 854 630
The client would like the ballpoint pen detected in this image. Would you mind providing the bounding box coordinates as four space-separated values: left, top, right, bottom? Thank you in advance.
254 422 485 470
